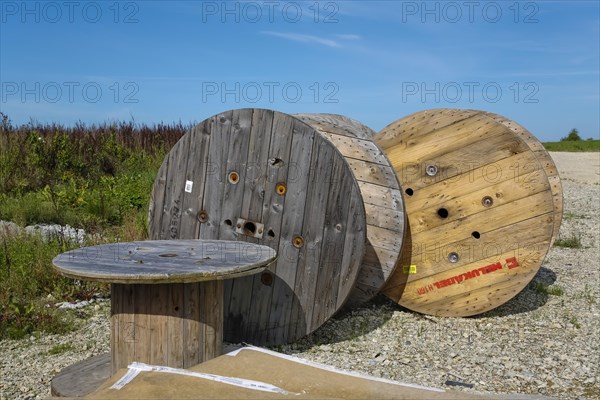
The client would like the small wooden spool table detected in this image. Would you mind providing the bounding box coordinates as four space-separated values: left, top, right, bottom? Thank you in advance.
51 239 276 393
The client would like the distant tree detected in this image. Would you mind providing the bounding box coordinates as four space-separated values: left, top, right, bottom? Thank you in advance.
560 128 582 141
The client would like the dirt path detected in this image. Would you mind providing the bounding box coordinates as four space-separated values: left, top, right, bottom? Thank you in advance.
550 152 600 185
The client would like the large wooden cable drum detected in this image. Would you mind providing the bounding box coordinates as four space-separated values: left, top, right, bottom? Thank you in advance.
375 109 562 317
148 109 403 345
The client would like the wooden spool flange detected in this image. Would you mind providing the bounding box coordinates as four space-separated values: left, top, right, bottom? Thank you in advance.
376 108 562 317
294 114 405 308
149 109 375 345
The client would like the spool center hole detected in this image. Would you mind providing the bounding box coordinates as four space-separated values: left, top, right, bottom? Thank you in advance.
437 208 449 219
243 222 257 234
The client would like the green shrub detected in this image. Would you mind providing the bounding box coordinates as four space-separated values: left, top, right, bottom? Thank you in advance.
560 128 582 142
554 234 583 249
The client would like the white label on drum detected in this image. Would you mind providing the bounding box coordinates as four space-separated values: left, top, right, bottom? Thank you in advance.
185 180 193 193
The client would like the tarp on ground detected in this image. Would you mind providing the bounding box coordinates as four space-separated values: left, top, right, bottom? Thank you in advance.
84 346 493 399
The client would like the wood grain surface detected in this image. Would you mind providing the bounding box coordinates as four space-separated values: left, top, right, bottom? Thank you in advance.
375 108 560 317
52 239 275 284
295 114 405 308
148 109 367 345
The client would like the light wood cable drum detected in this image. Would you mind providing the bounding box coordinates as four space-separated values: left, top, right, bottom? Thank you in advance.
375 108 562 317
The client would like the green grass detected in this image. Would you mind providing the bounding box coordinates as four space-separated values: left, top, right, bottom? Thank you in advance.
532 282 565 296
48 343 74 355
554 234 583 249
543 140 600 152
563 211 586 220
568 315 582 329
0 114 187 339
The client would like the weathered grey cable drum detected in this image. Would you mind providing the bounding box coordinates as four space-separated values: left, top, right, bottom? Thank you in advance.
148 109 404 345
149 109 404 345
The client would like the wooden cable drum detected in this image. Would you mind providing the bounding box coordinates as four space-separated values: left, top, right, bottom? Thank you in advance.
294 114 405 308
148 109 402 345
375 108 562 317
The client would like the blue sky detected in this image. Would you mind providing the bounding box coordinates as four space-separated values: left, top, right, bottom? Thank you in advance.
1 0 598 141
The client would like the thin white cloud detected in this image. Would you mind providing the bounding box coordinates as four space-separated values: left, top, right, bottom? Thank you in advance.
260 31 341 48
334 34 361 40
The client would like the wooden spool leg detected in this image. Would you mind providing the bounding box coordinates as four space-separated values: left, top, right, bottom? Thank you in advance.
111 281 224 374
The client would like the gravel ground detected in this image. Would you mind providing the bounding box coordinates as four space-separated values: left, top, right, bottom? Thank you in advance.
1 152 598 399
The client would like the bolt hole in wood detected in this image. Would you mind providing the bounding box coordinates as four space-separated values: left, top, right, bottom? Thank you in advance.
197 210 208 223
224 219 232 226
437 208 449 219
270 157 284 166
482 196 494 207
448 252 460 263
293 235 304 248
228 171 239 184
276 182 287 195
405 188 414 196
472 231 481 239
261 272 273 286
267 229 275 238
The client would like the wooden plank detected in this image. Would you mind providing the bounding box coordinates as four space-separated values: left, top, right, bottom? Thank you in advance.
219 108 254 241
320 131 390 165
311 155 352 328
201 280 223 360
158 133 191 240
364 203 405 232
179 121 211 240
266 119 315 345
200 111 234 239
295 113 377 139
357 181 403 209
111 284 136 373
50 353 112 397
336 191 367 309
346 158 400 188
149 284 168 366
148 151 170 240
167 283 184 368
375 108 478 150
289 134 335 339
246 111 295 344
183 282 202 367
133 284 150 370
227 109 274 341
